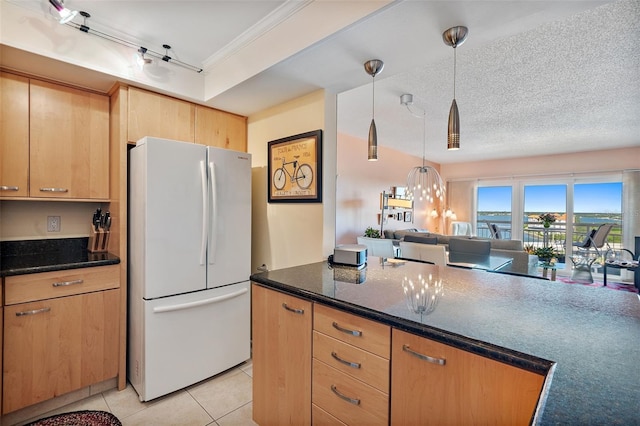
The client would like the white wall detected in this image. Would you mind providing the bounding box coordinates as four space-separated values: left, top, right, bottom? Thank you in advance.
336 133 443 245
248 90 336 272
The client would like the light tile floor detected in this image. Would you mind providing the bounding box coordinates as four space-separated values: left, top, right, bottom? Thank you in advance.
15 361 257 426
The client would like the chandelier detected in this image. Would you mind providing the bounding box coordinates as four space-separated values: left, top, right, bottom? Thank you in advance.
401 94 446 204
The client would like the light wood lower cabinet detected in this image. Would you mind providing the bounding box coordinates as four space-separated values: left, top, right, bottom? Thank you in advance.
2 265 120 414
252 284 312 425
391 328 545 425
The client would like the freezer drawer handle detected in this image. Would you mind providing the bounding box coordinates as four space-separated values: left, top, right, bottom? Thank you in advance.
1 185 19 191
402 344 446 365
16 307 51 317
330 385 361 406
39 187 69 193
332 322 362 337
331 352 361 369
152 288 248 313
281 303 304 315
52 279 84 287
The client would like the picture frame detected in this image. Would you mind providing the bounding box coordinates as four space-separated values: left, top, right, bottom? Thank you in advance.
404 211 413 222
396 212 403 221
268 130 323 203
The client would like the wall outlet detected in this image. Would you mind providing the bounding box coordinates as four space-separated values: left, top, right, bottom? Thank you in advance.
47 216 61 232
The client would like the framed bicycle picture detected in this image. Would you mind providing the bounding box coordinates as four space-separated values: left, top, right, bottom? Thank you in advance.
268 129 322 203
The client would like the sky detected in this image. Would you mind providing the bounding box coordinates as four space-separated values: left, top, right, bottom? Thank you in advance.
477 183 622 213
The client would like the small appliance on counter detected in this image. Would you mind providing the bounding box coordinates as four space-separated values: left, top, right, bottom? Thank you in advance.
332 244 367 267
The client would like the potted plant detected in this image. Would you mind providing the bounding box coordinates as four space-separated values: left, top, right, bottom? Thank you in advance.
537 213 557 228
534 246 556 262
364 226 381 238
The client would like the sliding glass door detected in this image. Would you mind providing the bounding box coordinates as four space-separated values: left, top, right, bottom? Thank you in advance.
476 186 512 239
523 184 567 264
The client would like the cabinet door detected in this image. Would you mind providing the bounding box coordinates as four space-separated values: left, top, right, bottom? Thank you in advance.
0 72 29 197
195 105 247 152
128 87 194 143
391 329 545 425
252 283 312 425
3 289 119 414
30 80 109 199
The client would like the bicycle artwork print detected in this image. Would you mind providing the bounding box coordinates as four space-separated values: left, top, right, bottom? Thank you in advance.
267 129 322 203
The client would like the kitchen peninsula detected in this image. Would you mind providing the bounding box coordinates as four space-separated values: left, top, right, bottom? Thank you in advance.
250 257 640 425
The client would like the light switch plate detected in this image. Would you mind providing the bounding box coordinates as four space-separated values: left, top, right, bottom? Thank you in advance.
47 216 61 232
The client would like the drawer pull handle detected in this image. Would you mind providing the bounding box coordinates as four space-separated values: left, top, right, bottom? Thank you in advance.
332 321 362 337
0 185 19 191
39 187 69 193
16 307 51 317
282 303 304 314
330 385 360 406
52 279 84 287
331 352 361 369
402 344 446 365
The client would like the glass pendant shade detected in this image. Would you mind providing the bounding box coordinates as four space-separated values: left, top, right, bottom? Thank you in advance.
406 165 445 204
368 118 378 161
447 99 460 150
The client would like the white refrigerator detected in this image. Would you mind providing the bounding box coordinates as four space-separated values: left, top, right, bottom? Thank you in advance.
128 137 251 401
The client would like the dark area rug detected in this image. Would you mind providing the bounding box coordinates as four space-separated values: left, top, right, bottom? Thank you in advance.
557 277 639 294
24 410 122 426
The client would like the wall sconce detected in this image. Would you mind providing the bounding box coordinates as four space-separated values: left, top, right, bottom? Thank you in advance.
430 209 439 219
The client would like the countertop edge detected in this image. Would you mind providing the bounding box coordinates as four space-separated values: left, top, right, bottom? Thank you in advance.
250 274 554 376
1 256 121 277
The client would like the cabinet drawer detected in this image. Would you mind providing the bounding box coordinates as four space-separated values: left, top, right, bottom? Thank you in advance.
4 264 120 305
312 359 388 426
313 331 389 392
314 304 390 359
313 403 347 425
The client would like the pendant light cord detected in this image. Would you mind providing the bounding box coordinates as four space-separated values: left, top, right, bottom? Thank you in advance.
453 47 457 100
372 76 376 119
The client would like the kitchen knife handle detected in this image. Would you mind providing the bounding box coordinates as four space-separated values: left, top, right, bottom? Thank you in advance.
332 321 362 337
39 187 69 193
0 185 19 191
52 279 84 287
16 307 51 317
402 344 446 365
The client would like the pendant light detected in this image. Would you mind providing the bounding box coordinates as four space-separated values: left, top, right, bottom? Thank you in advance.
364 59 384 161
49 0 78 24
442 26 468 150
401 94 446 205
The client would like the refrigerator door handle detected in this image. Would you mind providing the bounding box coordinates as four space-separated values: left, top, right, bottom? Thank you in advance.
199 160 208 266
152 288 248 313
208 161 218 264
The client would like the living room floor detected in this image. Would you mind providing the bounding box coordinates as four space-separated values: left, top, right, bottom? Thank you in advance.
15 361 256 426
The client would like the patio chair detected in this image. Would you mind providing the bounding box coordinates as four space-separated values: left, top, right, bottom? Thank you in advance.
486 222 502 239
570 223 614 282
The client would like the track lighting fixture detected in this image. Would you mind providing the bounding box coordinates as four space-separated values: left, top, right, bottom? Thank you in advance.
43 1 203 73
364 59 384 161
49 0 77 24
443 26 468 150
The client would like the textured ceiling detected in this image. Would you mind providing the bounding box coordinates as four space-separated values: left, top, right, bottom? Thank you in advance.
337 0 640 164
2 0 638 165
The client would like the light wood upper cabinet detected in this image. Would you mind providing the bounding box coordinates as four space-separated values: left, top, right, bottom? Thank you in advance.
128 87 195 143
30 80 109 199
390 328 545 425
195 106 247 152
0 72 29 197
252 283 312 425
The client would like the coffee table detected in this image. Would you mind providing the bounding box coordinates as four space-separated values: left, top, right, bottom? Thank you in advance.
539 261 557 281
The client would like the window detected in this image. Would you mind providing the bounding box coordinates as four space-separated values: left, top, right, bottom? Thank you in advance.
476 186 512 239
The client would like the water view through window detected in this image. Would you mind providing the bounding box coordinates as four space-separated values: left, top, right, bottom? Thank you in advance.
477 181 623 267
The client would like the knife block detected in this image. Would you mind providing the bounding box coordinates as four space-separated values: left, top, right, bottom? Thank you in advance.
88 228 110 253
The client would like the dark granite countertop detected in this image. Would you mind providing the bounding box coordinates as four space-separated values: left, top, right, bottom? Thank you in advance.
1 238 120 277
250 257 640 425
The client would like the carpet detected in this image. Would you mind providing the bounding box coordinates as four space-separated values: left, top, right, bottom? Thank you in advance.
557 277 639 294
25 410 122 426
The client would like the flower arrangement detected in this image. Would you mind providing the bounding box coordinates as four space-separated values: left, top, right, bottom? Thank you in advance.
537 213 557 228
364 226 381 238
534 246 556 261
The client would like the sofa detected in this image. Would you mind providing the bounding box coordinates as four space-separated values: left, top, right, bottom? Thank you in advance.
384 228 539 276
